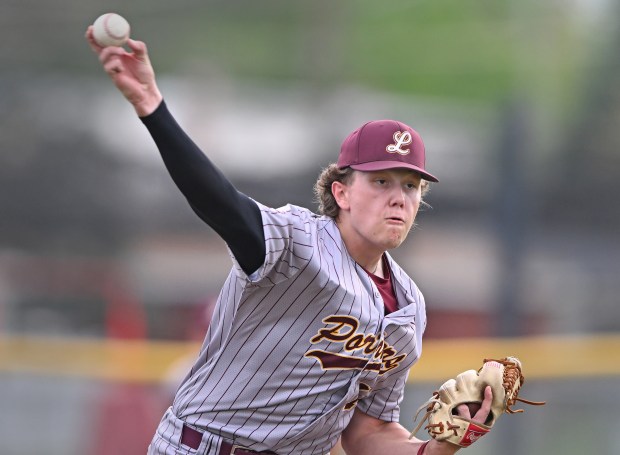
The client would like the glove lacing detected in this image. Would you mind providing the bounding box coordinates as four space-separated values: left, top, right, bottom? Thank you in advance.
483 358 546 413
409 392 442 439
409 359 546 440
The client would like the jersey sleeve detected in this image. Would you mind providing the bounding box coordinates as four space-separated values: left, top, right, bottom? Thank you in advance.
231 203 316 285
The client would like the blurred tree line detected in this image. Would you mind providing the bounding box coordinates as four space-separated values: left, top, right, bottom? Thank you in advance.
1 0 618 248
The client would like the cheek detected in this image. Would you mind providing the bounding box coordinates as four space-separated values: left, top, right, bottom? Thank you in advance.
407 197 421 222
412 192 422 210
351 191 378 211
412 201 421 216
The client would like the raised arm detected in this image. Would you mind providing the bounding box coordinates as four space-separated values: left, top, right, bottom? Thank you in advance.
85 28 265 275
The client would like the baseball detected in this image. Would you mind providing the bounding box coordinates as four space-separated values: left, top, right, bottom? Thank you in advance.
92 13 130 47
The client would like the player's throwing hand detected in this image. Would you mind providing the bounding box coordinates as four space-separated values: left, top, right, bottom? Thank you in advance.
85 26 162 116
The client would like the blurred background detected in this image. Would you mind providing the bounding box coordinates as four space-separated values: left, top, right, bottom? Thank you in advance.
1 0 619 453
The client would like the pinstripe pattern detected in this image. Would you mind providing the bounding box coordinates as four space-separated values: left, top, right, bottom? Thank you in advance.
154 203 427 455
148 407 224 455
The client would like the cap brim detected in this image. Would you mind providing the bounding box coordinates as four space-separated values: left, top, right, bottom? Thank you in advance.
349 161 439 182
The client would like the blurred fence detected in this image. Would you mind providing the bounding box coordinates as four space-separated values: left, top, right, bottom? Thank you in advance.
1 333 618 454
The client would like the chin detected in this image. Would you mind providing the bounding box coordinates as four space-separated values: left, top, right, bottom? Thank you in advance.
387 230 408 246
375 227 408 251
383 237 405 251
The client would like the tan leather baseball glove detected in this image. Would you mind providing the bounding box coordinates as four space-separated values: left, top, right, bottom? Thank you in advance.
410 357 545 447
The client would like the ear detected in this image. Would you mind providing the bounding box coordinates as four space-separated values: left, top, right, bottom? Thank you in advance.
331 181 350 211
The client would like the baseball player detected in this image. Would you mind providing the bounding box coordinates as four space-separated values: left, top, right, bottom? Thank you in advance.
86 29 494 455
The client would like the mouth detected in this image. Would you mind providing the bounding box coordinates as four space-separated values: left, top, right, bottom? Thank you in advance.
386 216 406 225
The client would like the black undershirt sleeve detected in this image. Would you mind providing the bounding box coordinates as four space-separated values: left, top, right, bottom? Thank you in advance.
140 100 265 275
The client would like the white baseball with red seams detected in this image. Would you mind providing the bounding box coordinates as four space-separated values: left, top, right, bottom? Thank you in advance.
92 13 130 47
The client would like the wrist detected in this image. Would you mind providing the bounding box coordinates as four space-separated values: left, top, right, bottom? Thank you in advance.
133 87 163 117
425 439 459 455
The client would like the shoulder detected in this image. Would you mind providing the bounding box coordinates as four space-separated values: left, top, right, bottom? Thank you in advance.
259 202 319 217
254 202 332 230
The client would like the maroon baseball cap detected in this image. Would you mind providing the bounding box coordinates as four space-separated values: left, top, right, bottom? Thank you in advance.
337 120 439 182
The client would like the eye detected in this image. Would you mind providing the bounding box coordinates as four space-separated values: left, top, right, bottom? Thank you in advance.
375 178 387 185
405 182 419 190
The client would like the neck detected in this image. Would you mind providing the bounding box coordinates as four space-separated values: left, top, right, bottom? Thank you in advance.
369 255 385 278
336 218 385 277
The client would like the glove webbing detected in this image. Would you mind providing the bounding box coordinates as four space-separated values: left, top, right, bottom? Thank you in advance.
483 358 546 413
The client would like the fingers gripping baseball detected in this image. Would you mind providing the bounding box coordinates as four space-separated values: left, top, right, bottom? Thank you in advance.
85 24 162 116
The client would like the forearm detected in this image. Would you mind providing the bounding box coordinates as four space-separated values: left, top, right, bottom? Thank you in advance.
140 101 265 274
140 101 244 218
342 421 458 455
342 421 421 455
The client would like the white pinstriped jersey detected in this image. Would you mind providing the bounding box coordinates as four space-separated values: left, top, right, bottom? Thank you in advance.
171 203 427 455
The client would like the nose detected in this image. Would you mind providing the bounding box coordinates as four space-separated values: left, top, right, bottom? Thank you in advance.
389 185 406 207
